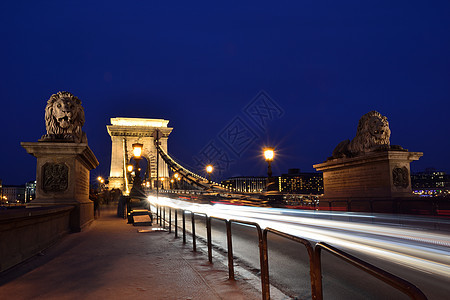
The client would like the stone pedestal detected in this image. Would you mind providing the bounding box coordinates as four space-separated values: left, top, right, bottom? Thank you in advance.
21 142 99 231
313 150 422 212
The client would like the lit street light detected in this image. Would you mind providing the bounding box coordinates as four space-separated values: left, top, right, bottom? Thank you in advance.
173 173 181 189
264 148 274 178
97 176 105 191
123 164 134 195
127 164 133 173
206 164 213 183
130 142 144 198
263 147 280 194
133 143 143 158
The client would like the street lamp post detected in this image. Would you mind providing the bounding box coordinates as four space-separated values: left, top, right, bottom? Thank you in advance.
126 164 134 190
97 176 105 192
206 164 213 183
264 148 274 178
160 177 165 190
155 129 162 200
264 148 277 192
174 173 180 190
130 142 144 198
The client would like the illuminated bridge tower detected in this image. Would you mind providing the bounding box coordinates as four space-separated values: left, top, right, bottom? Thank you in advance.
107 117 173 193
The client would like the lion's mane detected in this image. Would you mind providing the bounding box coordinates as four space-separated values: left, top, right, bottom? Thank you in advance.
331 111 391 159
43 91 87 143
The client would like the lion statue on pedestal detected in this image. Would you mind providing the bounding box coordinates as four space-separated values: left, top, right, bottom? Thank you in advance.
40 91 87 143
330 111 401 159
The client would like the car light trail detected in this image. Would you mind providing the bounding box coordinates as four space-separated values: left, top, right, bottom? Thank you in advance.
148 196 450 277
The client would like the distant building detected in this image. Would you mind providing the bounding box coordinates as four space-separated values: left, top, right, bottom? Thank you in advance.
411 169 450 197
278 169 323 195
25 181 36 202
0 179 3 204
221 176 267 193
3 185 26 203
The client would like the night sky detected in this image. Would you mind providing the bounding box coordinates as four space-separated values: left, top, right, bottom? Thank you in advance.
1 1 449 185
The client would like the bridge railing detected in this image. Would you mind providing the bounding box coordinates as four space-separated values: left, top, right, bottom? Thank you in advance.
150 201 427 300
314 242 427 300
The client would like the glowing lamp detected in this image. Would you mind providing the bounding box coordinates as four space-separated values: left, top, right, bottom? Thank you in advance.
263 147 274 178
264 148 274 161
206 164 213 183
132 143 143 159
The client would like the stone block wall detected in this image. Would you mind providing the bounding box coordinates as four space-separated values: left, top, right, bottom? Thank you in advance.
0 206 73 272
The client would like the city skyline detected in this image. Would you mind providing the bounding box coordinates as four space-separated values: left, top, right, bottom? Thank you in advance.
1 1 449 184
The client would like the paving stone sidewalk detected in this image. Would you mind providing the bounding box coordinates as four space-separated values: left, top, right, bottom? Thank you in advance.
0 206 260 300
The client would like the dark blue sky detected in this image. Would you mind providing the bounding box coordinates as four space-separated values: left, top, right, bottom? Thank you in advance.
1 1 449 184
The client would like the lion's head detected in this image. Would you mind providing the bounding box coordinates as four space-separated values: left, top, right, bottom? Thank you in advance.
348 111 390 154
43 91 86 143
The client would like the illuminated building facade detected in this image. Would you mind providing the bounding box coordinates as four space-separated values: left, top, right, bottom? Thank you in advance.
221 176 267 193
278 169 323 195
1 181 36 204
3 185 25 203
411 169 450 197
25 181 36 202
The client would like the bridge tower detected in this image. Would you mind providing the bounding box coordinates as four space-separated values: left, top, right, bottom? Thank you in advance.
107 117 173 193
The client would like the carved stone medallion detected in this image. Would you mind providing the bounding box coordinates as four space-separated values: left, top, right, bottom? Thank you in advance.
392 166 409 188
42 163 68 192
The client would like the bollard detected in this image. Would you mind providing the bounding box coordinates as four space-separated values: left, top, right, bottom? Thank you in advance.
192 212 196 252
163 206 166 229
207 217 212 263
175 209 178 238
261 231 270 300
169 207 172 233
226 220 234 280
182 210 186 244
313 247 324 300
156 205 159 225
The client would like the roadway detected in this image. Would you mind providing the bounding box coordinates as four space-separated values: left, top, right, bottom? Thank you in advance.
150 195 450 299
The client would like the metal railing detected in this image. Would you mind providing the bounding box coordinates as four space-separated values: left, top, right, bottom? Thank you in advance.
314 242 427 300
262 228 317 299
150 202 427 300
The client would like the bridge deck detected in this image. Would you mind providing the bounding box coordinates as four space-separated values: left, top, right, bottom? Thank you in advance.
0 205 260 299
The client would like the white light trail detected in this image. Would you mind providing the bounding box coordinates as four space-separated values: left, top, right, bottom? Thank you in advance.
147 196 450 277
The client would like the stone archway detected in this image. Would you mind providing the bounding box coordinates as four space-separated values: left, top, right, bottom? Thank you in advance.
106 118 173 193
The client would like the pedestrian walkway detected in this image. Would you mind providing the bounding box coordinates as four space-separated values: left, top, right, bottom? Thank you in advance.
0 206 260 300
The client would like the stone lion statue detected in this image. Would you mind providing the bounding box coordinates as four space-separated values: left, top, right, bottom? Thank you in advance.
40 91 87 143
330 111 400 159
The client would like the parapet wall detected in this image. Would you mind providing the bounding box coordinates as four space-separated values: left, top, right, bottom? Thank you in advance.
0 206 73 272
